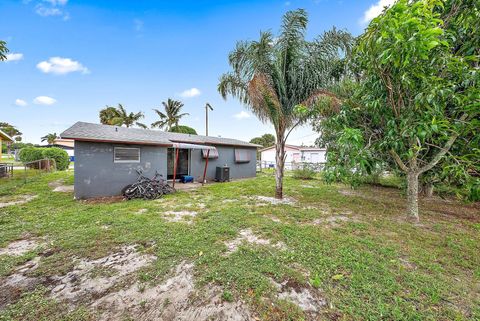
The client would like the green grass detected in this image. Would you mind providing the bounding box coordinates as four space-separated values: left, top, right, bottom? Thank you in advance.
0 171 479 320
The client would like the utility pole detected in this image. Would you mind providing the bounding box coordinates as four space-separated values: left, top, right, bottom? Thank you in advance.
205 103 213 136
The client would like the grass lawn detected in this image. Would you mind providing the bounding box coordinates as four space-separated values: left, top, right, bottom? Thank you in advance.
0 170 479 320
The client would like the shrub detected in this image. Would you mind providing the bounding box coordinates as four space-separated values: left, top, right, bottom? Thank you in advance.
293 164 316 180
18 147 44 163
42 147 70 170
18 147 70 171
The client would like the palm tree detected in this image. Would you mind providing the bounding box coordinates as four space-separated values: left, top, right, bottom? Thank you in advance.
99 106 121 125
101 104 146 128
218 9 352 199
151 99 189 131
41 133 58 145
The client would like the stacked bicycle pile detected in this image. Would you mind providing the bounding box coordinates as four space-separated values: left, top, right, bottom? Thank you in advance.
122 170 175 200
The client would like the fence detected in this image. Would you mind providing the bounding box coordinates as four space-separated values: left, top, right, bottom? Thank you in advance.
257 160 325 172
0 163 14 178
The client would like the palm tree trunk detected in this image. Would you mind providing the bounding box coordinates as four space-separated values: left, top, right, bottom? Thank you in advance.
275 131 285 199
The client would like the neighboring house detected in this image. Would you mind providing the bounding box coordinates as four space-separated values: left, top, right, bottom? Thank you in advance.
42 138 75 161
0 129 14 159
259 144 327 169
60 122 260 199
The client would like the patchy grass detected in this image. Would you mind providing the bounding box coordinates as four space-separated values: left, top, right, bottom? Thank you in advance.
0 170 478 320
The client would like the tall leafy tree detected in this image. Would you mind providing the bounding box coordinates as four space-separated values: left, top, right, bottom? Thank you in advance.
151 99 189 131
99 104 146 128
41 133 58 145
169 125 197 135
0 122 22 154
218 9 352 198
320 0 479 220
0 40 8 61
250 133 275 148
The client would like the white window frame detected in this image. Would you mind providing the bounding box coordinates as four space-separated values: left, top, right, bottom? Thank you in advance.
114 147 141 163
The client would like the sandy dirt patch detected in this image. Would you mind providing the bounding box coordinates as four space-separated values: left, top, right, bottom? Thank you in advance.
48 179 74 192
225 229 286 254
222 199 238 204
0 239 41 256
255 196 296 205
163 211 198 224
272 279 327 316
50 245 156 303
136 208 148 214
93 261 253 321
0 194 38 208
312 215 359 227
268 216 282 223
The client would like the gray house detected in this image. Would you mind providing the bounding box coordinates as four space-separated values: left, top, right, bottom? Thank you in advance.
60 122 260 199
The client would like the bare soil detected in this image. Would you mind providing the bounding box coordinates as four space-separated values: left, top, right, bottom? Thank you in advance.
163 211 198 224
225 229 286 254
0 194 38 208
0 239 41 256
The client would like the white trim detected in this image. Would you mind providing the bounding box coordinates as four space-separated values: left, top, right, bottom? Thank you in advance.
113 147 140 163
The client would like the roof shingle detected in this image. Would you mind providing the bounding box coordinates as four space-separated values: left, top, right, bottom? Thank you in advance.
60 122 260 148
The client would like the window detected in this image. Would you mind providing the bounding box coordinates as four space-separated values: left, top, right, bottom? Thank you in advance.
235 148 251 163
114 147 140 163
202 148 219 159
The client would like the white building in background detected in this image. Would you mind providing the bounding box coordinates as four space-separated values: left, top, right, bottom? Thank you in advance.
259 144 327 169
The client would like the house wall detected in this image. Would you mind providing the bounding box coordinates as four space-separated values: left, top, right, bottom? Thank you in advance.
74 141 167 199
74 141 257 199
189 146 257 182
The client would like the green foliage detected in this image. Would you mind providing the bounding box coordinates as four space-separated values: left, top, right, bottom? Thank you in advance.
221 290 234 302
152 99 189 131
169 125 197 135
40 133 58 145
292 164 316 180
0 40 8 61
42 147 70 171
18 147 44 163
249 134 275 148
18 147 69 170
99 104 146 128
316 0 480 202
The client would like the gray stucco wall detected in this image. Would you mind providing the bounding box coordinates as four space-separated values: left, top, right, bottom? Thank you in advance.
74 141 256 199
189 146 257 182
74 141 167 199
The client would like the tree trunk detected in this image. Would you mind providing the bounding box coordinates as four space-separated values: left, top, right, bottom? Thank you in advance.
275 133 285 199
406 171 420 221
421 183 434 198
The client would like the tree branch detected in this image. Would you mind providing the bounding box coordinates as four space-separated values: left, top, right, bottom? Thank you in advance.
418 113 468 174
389 149 409 172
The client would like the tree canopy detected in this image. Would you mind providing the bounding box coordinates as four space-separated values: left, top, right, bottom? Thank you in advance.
169 125 197 135
250 134 275 148
99 104 146 128
315 0 480 220
151 99 189 131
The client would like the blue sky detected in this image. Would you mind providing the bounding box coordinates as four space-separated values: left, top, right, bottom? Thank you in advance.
1 0 389 144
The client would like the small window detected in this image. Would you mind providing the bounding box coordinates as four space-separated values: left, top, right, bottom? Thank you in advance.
114 147 140 163
235 148 251 163
202 148 219 159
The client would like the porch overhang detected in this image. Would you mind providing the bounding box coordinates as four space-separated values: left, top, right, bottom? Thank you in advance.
170 142 216 150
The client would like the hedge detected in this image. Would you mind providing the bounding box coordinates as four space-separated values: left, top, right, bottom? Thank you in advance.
18 147 70 171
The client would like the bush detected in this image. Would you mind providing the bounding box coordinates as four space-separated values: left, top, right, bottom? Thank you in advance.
18 147 44 163
42 147 70 171
293 164 316 180
18 147 70 171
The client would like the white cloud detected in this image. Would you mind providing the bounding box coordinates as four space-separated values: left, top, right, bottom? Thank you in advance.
15 99 28 106
34 0 69 19
179 88 201 98
133 19 144 32
361 0 395 24
5 53 24 62
33 96 57 105
233 111 251 120
37 57 89 75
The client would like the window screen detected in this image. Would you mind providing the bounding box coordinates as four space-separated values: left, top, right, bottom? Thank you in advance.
235 149 251 163
202 148 219 159
114 147 140 163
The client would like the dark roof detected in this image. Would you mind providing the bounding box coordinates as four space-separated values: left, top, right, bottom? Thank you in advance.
60 122 260 148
